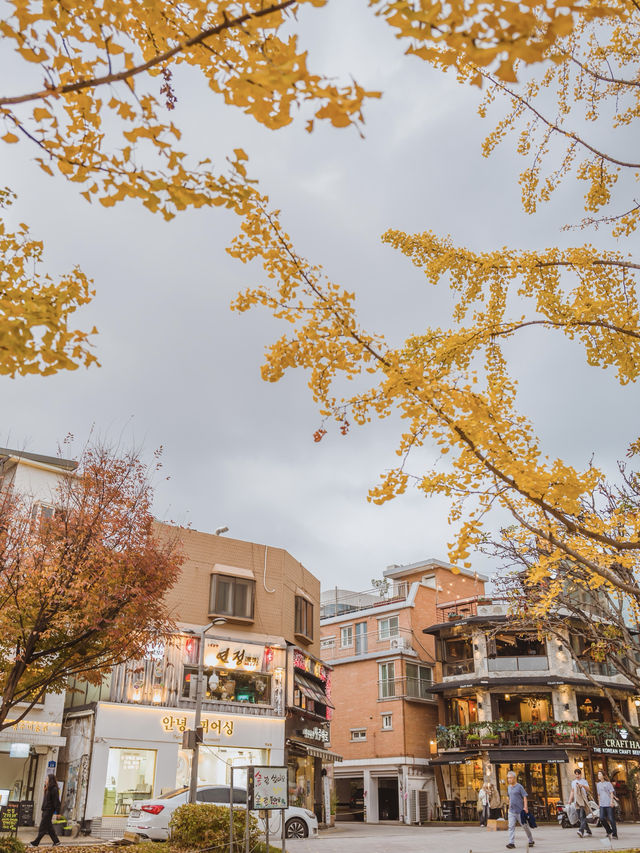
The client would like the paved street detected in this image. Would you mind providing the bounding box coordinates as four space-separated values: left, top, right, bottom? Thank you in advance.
281 822 640 853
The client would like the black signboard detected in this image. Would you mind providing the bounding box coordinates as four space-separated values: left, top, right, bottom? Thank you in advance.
0 803 19 834
18 800 34 827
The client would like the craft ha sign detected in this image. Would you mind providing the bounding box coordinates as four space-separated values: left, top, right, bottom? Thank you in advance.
601 729 640 756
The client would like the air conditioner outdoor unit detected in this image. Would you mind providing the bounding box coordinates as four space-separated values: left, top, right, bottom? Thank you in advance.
389 637 405 650
410 789 428 824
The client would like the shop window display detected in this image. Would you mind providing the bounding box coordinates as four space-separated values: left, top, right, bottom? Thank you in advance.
288 755 315 812
103 748 156 816
182 666 271 704
175 747 268 789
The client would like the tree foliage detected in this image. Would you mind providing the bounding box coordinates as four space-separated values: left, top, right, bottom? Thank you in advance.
226 0 640 625
0 445 182 730
0 0 628 375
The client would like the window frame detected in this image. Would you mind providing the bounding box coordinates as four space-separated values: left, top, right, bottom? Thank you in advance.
295 595 314 641
378 615 400 641
340 626 353 648
209 574 255 620
379 660 396 699
381 713 393 730
350 728 367 742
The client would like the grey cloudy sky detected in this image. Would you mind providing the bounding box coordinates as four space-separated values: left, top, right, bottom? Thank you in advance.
2 4 636 590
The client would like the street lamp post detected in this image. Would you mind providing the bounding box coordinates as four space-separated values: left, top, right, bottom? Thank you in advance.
188 618 227 804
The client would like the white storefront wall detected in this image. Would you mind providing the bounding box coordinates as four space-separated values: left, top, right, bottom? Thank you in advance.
85 703 285 822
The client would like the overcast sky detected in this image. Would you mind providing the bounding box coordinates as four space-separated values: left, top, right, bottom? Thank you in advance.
2 4 635 592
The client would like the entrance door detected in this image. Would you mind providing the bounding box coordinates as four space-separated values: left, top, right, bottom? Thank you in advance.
355 622 368 656
378 777 399 821
496 762 561 819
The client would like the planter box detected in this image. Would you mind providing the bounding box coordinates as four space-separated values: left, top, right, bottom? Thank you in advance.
487 818 508 831
481 738 499 745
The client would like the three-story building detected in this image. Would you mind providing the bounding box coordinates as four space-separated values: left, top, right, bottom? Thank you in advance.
425 595 640 821
320 558 486 824
60 527 338 837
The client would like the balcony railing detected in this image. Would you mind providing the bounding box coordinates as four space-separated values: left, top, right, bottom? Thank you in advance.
321 627 416 662
436 720 622 751
488 655 549 672
573 659 618 677
378 677 435 701
443 659 475 676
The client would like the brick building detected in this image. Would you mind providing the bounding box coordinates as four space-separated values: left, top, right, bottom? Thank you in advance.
319 558 486 824
60 527 338 837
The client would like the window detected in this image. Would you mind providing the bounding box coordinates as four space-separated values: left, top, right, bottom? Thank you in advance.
340 626 353 648
378 616 400 641
350 729 367 741
182 666 271 704
490 633 546 658
405 663 433 699
103 748 156 816
379 661 396 699
209 574 255 620
295 596 314 640
381 713 393 730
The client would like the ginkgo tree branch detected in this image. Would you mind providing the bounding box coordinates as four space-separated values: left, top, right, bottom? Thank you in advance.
0 0 296 108
481 68 640 169
569 54 640 88
241 190 640 556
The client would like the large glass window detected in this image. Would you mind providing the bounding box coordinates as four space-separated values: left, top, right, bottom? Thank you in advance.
490 633 546 657
209 575 255 620
295 596 314 640
182 666 271 704
447 696 478 726
405 663 433 698
494 692 553 722
443 637 474 675
103 748 156 816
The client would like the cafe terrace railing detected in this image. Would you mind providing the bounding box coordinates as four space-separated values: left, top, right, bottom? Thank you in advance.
436 720 623 750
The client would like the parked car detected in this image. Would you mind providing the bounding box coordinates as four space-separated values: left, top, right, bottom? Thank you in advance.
125 785 318 840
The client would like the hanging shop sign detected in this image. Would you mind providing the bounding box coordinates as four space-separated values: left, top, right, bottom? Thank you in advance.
204 641 267 672
300 726 330 743
600 729 640 756
293 650 328 682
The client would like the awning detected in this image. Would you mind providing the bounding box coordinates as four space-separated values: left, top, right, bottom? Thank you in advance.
294 672 334 708
306 746 343 762
427 753 481 765
488 749 569 765
287 739 342 762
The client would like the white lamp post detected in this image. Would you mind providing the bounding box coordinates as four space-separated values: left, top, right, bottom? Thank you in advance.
188 618 227 804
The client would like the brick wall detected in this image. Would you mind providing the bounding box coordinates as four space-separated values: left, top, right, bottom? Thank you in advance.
157 524 320 656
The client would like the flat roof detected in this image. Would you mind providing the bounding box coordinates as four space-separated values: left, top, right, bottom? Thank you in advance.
0 447 77 471
383 557 489 583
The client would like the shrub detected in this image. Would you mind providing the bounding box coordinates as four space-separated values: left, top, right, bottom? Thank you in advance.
0 838 25 853
169 803 260 852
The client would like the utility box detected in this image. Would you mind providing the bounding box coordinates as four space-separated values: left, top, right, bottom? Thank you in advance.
181 729 203 749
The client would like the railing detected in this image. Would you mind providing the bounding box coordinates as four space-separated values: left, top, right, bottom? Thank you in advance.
443 659 475 676
487 655 549 672
320 627 416 661
320 584 410 619
436 721 622 751
377 677 435 701
437 598 478 622
573 659 618 677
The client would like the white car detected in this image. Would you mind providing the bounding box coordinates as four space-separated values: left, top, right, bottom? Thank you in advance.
125 784 318 840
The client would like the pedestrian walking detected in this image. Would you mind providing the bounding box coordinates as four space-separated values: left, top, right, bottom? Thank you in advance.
30 774 61 847
505 770 534 849
596 770 619 840
478 783 490 826
568 767 593 838
488 781 502 818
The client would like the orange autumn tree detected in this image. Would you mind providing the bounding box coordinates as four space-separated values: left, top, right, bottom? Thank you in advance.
0 445 182 730
225 0 640 634
0 0 621 377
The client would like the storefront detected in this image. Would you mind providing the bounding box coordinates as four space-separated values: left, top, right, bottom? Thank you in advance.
591 731 640 820
286 649 339 824
0 708 66 826
62 702 285 836
492 750 566 818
